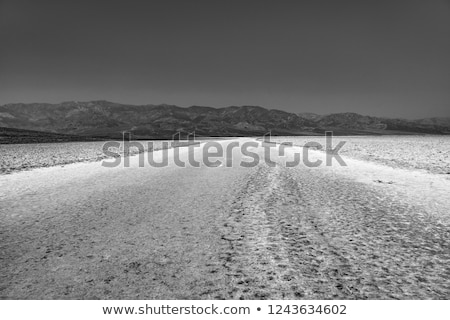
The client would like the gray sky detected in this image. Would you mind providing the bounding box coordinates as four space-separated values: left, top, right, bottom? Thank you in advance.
0 0 449 118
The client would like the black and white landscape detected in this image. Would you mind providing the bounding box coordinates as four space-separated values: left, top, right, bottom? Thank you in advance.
1 0 449 300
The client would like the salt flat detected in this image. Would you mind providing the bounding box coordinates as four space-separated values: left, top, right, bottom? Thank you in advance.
272 135 450 175
0 138 449 299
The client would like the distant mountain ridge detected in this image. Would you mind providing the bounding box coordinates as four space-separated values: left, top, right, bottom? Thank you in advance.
0 100 449 140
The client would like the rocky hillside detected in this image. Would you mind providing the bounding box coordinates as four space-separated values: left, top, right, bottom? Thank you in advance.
0 101 448 140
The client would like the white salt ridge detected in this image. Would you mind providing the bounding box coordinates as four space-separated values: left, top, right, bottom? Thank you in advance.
282 144 450 224
273 135 450 175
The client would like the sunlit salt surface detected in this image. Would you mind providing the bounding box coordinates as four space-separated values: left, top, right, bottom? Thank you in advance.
271 135 450 176
0 141 170 174
271 136 450 223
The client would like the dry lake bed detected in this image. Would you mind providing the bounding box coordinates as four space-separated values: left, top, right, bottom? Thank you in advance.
1 136 449 299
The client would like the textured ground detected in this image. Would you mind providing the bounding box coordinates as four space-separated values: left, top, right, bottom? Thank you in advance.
0 138 449 299
0 140 191 175
272 135 450 176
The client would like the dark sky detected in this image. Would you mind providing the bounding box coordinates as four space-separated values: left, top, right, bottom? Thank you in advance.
1 0 449 118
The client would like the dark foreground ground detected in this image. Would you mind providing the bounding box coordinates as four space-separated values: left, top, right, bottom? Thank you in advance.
0 139 449 299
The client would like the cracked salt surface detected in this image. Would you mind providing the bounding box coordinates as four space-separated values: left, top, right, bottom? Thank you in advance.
1 138 449 299
274 136 450 220
273 135 450 175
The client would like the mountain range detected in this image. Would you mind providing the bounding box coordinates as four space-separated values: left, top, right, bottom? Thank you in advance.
0 100 449 142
